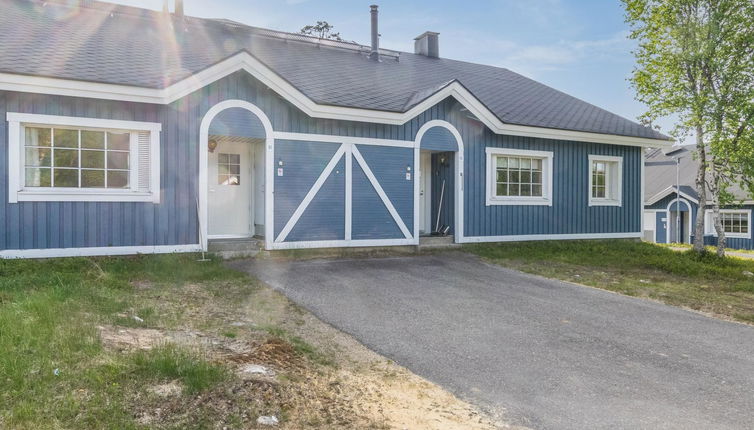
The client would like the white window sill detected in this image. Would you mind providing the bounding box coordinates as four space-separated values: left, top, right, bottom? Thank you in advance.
15 189 159 203
589 198 622 207
486 197 552 206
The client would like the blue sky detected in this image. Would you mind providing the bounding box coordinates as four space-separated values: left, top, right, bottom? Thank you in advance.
114 0 676 137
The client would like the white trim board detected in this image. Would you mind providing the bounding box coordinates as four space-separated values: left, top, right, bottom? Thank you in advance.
270 238 414 250
0 52 670 148
0 244 202 259
587 154 623 207
645 186 699 206
485 147 554 207
460 232 642 243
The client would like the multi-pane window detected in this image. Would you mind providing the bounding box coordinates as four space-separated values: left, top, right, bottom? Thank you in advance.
495 156 543 197
24 127 130 189
591 161 608 199
721 212 749 235
218 153 241 186
588 155 622 206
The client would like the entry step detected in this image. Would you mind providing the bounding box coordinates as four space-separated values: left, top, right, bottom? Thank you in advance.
208 238 264 259
418 235 460 249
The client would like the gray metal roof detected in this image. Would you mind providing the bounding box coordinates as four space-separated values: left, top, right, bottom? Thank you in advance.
645 145 750 203
0 0 669 141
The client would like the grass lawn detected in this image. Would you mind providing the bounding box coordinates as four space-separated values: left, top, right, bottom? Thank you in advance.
0 254 497 430
467 240 754 324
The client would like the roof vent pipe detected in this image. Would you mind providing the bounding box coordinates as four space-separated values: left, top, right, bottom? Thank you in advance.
162 0 169 14
369 5 380 61
414 32 440 58
175 0 184 17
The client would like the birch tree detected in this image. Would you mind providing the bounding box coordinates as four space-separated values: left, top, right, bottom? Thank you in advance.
623 0 754 256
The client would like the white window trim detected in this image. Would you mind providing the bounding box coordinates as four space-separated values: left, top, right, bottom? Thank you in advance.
704 209 752 239
588 154 623 207
7 113 161 203
485 147 554 206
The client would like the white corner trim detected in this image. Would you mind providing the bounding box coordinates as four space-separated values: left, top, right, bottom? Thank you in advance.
274 145 347 243
344 144 353 241
352 145 413 240
485 147 553 207
588 154 623 207
460 232 642 243
703 208 752 239
645 186 699 206
0 52 670 148
0 244 202 259
6 113 162 204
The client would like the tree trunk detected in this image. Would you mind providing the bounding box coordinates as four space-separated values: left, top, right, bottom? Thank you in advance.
693 126 708 254
710 164 726 257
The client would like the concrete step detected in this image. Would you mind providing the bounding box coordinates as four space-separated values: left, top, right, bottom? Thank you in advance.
208 238 263 259
418 235 461 250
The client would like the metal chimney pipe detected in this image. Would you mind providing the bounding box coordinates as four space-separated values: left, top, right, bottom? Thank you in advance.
175 0 184 17
369 5 380 61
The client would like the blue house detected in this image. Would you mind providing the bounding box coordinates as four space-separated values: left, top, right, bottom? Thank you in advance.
0 0 670 258
644 145 753 250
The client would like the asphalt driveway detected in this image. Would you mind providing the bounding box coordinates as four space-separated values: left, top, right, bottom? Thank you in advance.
233 252 754 429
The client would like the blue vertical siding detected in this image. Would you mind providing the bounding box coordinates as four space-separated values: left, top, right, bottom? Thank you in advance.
2 70 646 252
420 127 458 152
351 161 404 240
272 140 341 240
355 145 414 233
286 157 346 242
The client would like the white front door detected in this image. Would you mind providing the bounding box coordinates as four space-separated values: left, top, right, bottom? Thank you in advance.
419 151 432 234
208 140 253 238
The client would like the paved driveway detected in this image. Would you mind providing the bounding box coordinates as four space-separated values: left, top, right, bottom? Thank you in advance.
233 253 754 429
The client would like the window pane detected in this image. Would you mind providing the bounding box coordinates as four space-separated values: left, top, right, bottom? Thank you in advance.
496 169 507 183
532 171 542 184
81 169 105 188
107 171 129 188
509 184 520 196
81 130 105 149
521 171 531 183
496 183 508 196
107 132 130 150
229 154 241 164
25 127 51 147
496 157 507 168
521 158 531 169
509 157 519 169
520 184 531 196
81 150 105 169
54 129 78 148
53 169 78 187
218 164 230 175
25 168 51 187
532 185 542 196
25 147 51 167
107 152 129 170
54 149 79 168
510 170 520 183
531 159 542 170
230 164 240 175
218 153 229 163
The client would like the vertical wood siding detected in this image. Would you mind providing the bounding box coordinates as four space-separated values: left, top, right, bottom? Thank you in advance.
1 71 644 251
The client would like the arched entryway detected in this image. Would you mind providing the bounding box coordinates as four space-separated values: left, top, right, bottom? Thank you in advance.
414 120 464 243
199 100 274 251
667 198 692 244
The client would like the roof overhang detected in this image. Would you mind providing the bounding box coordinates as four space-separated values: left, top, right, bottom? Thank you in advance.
0 51 672 148
645 186 699 206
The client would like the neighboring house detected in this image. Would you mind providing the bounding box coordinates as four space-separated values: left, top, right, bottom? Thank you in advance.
644 145 753 250
0 0 670 259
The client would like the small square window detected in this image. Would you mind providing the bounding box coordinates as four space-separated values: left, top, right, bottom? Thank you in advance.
217 153 241 186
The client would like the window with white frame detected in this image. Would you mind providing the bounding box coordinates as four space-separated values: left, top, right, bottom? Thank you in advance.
588 155 622 206
7 113 161 203
705 209 751 238
486 148 553 206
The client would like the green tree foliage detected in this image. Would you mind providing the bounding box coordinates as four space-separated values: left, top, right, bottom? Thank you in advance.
300 21 343 41
623 0 754 256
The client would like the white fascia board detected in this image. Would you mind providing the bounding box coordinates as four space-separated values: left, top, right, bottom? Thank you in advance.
6 112 162 132
0 52 672 148
645 186 700 206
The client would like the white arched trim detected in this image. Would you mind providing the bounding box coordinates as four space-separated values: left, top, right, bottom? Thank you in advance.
413 120 465 244
665 197 693 244
199 100 275 251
